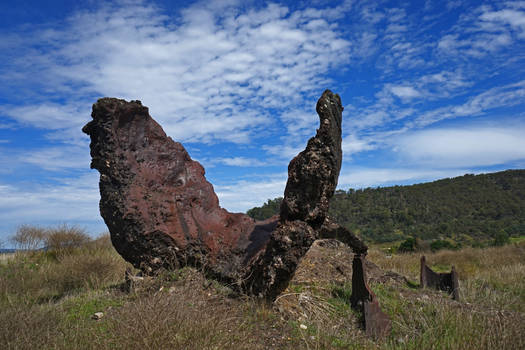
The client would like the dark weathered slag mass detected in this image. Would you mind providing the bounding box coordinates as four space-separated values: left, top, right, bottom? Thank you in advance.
420 256 460 300
83 90 366 299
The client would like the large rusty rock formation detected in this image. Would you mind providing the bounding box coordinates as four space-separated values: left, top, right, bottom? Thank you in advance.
83 90 365 299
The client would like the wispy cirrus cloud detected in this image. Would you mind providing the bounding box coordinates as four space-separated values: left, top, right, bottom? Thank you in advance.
215 174 287 213
389 85 422 100
215 157 267 167
1 0 352 145
437 1 525 57
0 173 104 235
1 103 89 130
19 146 90 171
410 80 525 128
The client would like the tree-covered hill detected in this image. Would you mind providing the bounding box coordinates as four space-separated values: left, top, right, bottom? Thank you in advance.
247 170 525 245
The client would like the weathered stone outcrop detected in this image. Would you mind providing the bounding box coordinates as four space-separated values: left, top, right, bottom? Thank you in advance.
83 90 365 299
240 91 344 298
82 98 276 283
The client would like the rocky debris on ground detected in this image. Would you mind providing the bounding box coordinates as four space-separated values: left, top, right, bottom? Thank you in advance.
92 312 104 320
123 268 145 293
291 239 406 287
83 90 367 299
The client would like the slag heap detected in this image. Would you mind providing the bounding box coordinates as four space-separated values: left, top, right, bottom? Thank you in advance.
83 90 366 299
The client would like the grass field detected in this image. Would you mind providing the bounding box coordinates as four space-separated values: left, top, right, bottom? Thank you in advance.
1 234 523 349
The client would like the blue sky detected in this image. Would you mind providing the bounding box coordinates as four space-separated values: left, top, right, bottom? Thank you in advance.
1 0 524 243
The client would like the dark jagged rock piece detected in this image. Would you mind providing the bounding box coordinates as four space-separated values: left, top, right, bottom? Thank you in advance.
350 254 392 339
279 92 343 227
240 90 344 299
319 217 368 254
83 90 363 300
420 256 460 300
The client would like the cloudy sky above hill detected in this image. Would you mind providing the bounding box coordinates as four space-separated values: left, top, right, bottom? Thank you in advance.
1 0 524 242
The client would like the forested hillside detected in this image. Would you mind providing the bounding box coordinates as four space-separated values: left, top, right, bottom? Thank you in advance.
247 170 525 246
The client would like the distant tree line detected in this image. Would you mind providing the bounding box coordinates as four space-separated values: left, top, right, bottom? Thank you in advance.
246 170 525 248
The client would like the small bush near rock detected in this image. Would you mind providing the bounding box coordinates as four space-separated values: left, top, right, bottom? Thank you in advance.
45 225 91 253
10 225 47 250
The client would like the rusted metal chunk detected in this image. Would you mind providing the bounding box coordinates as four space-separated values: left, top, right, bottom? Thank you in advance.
363 299 392 339
350 254 392 339
319 218 368 254
420 256 460 300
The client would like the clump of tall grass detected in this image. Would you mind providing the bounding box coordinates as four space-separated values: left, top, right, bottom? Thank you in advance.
0 226 129 304
9 224 47 251
10 224 92 254
45 224 91 254
1 226 524 349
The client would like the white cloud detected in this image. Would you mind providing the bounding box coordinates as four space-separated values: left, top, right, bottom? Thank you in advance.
479 8 525 38
412 79 525 127
0 173 105 241
446 1 462 10
1 103 88 130
20 146 91 171
389 85 421 100
342 134 375 156
0 145 91 173
279 109 319 138
263 143 306 161
2 0 351 145
215 175 287 212
338 167 472 189
418 70 471 93
437 2 525 57
346 70 471 134
395 126 525 167
215 157 266 167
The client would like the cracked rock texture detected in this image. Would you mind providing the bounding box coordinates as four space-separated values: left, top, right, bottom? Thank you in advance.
83 90 365 299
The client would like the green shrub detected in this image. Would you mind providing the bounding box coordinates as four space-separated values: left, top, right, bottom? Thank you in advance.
430 239 457 252
398 237 416 252
492 230 510 246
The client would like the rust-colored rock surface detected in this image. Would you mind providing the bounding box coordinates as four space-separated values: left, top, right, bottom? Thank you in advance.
83 90 363 299
82 98 276 282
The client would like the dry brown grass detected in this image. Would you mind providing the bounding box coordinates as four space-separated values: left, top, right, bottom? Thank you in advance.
369 242 525 314
369 244 525 280
0 233 129 304
1 236 524 349
0 252 15 264
45 224 91 254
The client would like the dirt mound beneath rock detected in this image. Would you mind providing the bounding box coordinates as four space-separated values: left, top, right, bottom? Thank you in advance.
290 239 407 288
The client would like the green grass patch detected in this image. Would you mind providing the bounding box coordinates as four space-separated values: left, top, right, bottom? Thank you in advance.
510 235 525 244
62 292 124 322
